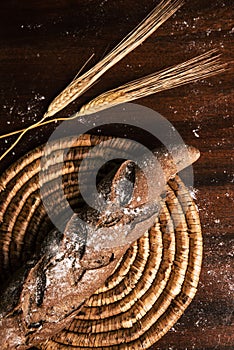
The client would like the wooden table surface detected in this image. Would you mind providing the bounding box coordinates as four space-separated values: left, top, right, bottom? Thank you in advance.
0 1 233 349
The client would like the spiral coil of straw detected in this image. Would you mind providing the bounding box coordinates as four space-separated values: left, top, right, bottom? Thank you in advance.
0 134 202 349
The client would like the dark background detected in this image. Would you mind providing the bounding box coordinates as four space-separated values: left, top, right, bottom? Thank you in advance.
0 0 233 349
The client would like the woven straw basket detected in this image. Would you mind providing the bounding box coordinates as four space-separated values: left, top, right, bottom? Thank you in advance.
0 135 202 349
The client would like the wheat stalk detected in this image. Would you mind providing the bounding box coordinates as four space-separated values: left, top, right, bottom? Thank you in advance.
0 0 184 161
0 1 227 161
44 0 184 119
0 50 226 146
0 0 183 162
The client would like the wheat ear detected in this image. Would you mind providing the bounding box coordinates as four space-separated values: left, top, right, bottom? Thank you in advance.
0 0 184 162
0 50 226 147
44 0 184 118
78 49 226 115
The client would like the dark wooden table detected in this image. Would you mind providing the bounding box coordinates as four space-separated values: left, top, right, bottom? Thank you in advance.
0 1 233 349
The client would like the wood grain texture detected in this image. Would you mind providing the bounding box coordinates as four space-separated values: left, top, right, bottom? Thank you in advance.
0 0 233 349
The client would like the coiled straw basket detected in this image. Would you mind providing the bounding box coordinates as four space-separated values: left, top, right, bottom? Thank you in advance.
0 135 202 349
